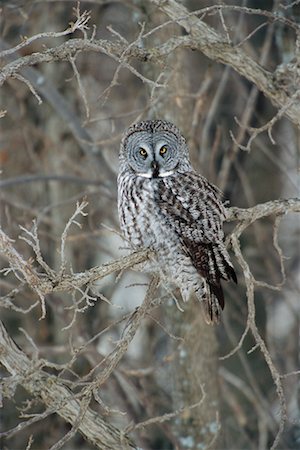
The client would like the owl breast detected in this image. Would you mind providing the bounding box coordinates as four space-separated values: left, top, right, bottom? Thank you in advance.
118 170 174 248
117 170 201 299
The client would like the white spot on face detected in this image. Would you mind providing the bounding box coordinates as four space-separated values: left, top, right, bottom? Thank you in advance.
136 170 174 178
136 172 153 178
158 170 174 177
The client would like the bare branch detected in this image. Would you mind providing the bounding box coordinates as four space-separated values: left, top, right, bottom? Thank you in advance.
226 198 300 226
230 235 287 450
0 321 136 449
1 1 300 127
231 89 300 152
69 56 90 120
0 174 105 189
83 277 159 393
0 37 164 89
59 200 88 276
13 73 43 104
124 390 205 433
0 6 91 59
0 226 152 298
1 198 298 310
150 0 300 128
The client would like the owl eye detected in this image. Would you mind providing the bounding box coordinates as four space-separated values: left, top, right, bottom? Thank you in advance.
139 148 148 158
159 146 168 156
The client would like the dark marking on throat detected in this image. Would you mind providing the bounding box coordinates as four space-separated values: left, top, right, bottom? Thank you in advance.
151 160 159 178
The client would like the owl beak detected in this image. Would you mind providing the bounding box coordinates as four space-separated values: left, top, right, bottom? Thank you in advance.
151 160 159 178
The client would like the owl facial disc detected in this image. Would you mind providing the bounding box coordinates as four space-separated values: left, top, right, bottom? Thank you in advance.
121 124 192 179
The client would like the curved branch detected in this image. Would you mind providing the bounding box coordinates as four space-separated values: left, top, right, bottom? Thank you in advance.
2 2 300 129
0 321 136 450
0 37 166 88
151 0 300 128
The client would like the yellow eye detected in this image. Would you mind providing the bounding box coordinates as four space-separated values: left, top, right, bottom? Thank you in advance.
139 148 147 158
159 146 168 156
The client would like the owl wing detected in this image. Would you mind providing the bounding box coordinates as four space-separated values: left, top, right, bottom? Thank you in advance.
157 172 237 321
158 171 226 245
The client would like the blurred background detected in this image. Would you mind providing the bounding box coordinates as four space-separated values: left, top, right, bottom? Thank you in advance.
0 1 299 449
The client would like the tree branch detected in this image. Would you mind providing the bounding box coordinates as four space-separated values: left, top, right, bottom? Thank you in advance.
0 321 136 450
227 198 300 222
0 227 151 297
226 198 300 237
1 197 299 447
0 198 298 302
151 0 300 128
2 3 300 129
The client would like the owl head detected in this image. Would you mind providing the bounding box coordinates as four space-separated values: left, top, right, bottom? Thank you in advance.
119 120 192 178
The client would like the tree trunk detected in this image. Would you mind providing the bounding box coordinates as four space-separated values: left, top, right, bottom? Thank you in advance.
141 4 222 448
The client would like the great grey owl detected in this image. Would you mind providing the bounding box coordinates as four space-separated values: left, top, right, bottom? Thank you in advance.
117 120 237 324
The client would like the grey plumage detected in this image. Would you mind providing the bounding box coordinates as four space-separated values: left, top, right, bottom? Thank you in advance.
117 119 237 324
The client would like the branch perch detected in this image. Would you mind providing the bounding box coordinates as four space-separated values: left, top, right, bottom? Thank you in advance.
0 227 151 297
0 198 299 302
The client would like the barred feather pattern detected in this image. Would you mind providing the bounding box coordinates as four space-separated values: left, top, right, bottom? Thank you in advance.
118 120 237 324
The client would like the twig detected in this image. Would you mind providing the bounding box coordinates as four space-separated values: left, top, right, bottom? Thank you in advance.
13 73 43 104
231 88 300 152
124 389 205 433
59 200 88 276
0 6 91 59
69 56 90 119
19 220 56 278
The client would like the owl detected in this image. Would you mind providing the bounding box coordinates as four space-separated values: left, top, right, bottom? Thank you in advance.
117 120 237 324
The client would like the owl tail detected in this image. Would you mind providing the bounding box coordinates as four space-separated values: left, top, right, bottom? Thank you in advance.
201 281 224 325
201 246 237 324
